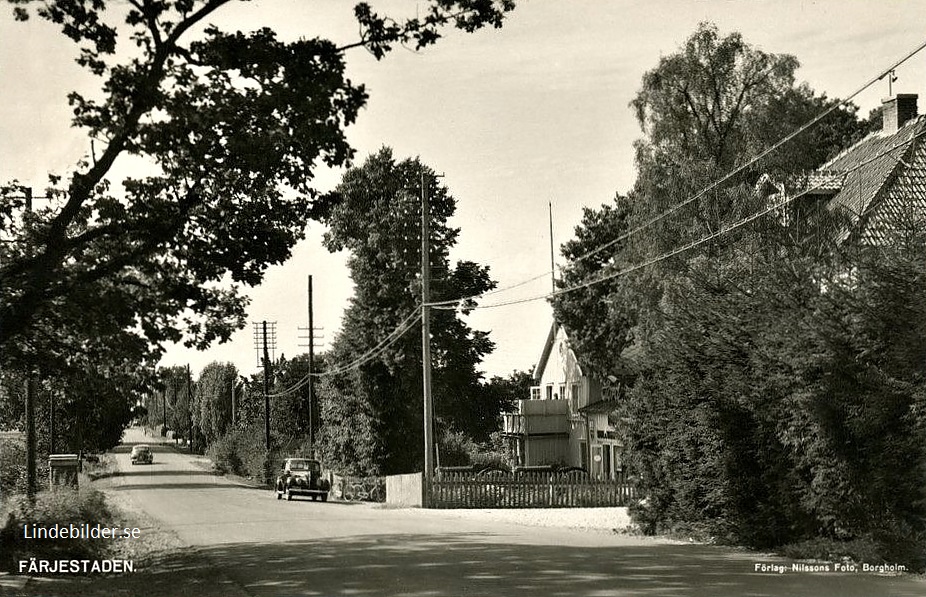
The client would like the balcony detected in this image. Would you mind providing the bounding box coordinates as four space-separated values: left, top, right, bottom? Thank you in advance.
502 399 569 435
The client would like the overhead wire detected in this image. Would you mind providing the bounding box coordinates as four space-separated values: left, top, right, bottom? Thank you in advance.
569 34 926 266
264 307 422 398
431 129 923 311
427 34 926 309
260 35 926 396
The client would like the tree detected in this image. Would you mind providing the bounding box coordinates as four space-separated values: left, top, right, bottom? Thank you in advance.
625 241 926 568
192 361 237 445
0 0 515 379
1 366 142 454
317 148 496 475
554 22 869 378
268 354 312 443
479 369 533 429
156 365 192 439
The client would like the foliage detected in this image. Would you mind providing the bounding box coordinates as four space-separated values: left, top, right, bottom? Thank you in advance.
0 368 139 455
268 354 313 442
0 0 515 414
317 148 496 475
192 361 238 445
154 365 193 440
478 368 533 429
0 438 28 498
437 429 515 469
551 21 922 569
206 423 279 482
625 242 926 569
555 21 870 379
0 488 115 573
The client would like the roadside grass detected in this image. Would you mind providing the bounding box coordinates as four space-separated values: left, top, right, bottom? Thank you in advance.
0 454 183 577
0 488 115 574
779 534 926 573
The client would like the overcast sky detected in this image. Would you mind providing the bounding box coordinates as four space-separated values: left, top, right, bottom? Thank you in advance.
3 0 926 380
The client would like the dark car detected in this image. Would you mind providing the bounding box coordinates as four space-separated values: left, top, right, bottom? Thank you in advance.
130 445 153 465
276 458 330 502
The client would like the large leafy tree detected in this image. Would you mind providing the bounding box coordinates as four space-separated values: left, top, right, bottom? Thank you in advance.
626 240 926 568
318 148 495 475
192 361 238 445
0 0 515 379
554 22 869 378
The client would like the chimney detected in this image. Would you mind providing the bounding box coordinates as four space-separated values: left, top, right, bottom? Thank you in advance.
882 94 918 135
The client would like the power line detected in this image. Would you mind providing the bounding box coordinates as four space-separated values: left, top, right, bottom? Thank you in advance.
433 129 922 312
264 308 422 398
427 34 926 309
570 34 926 266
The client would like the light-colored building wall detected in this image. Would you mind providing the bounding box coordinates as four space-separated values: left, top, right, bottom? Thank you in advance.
504 323 623 478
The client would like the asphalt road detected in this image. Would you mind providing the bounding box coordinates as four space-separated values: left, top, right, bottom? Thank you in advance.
20 428 925 597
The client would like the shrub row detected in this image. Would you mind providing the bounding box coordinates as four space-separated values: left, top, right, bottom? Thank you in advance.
0 488 115 574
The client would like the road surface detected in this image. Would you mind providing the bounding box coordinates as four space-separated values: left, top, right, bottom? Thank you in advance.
18 428 925 597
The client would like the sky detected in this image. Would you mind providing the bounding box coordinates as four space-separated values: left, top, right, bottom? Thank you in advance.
3 0 926 381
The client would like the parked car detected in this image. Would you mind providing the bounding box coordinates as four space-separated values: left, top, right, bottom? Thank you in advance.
276 458 330 502
130 445 153 465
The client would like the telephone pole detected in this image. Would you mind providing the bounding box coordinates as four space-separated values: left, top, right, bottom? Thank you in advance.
262 322 271 450
187 364 194 453
307 276 316 455
24 187 36 499
421 171 434 486
254 321 277 451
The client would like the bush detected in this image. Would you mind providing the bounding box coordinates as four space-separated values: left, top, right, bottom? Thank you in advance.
625 250 926 571
206 424 278 484
0 439 27 497
0 488 115 573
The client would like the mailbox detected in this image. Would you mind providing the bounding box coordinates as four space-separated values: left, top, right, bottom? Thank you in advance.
49 454 80 488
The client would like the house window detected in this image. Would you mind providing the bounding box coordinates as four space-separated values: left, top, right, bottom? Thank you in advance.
546 385 553 400
571 383 580 410
558 383 566 400
530 386 541 401
580 441 588 470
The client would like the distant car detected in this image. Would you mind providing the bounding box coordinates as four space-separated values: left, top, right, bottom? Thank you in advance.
130 445 153 465
276 458 330 502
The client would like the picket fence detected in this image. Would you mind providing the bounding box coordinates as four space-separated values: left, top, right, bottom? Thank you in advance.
428 470 637 509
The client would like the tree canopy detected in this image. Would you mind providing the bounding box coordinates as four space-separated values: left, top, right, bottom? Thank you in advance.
317 148 496 475
0 0 515 380
554 22 870 377
553 22 925 568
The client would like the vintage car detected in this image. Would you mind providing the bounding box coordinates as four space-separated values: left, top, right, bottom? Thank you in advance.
130 444 153 465
276 458 330 502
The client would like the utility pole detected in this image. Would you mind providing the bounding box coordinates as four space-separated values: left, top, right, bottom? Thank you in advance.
25 377 36 499
23 187 36 500
262 321 271 451
49 391 55 455
187 364 193 453
421 171 434 486
307 275 316 456
549 200 556 294
230 379 236 427
252 320 276 452
298 279 324 457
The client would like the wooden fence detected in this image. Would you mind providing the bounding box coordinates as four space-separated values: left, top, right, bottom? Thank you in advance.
428 470 637 509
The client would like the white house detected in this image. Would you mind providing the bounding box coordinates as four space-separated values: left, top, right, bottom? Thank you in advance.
501 323 626 479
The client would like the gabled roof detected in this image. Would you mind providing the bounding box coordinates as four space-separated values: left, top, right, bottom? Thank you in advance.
533 321 638 384
532 322 558 384
822 115 926 244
